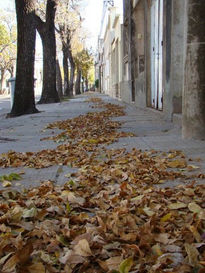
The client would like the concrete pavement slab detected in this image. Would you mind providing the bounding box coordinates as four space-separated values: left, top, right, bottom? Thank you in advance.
0 92 204 190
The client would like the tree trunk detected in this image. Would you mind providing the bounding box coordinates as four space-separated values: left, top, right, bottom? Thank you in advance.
63 46 69 96
8 66 15 77
75 69 81 95
9 0 38 117
85 77 88 91
68 48 75 97
35 0 60 104
81 80 84 93
56 58 63 98
0 69 5 93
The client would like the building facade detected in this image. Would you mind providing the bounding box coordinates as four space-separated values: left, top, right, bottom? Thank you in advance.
122 0 185 115
96 1 123 99
122 0 205 139
96 0 205 139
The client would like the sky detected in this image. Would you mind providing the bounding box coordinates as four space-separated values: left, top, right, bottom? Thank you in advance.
0 0 104 50
82 0 103 50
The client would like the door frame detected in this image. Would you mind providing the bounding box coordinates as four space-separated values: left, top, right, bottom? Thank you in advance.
150 0 164 110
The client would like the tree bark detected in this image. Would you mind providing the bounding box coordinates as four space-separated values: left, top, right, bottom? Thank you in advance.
35 0 60 104
56 58 63 98
62 45 69 96
0 69 5 93
75 69 81 95
8 66 15 77
68 48 75 97
9 0 38 117
85 77 88 91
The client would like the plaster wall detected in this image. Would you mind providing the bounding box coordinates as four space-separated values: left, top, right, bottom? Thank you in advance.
163 0 185 119
170 0 185 114
182 0 205 139
132 0 146 108
111 14 123 99
120 80 132 103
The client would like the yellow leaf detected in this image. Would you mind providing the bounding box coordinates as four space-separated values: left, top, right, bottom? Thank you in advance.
160 212 172 222
2 181 11 187
73 239 92 257
167 159 186 168
119 257 133 273
168 202 187 210
88 139 98 144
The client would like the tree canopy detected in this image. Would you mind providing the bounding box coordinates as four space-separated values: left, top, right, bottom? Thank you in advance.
0 11 17 92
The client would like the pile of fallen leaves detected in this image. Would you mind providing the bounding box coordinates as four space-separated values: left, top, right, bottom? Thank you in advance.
0 97 205 272
0 179 204 272
0 100 134 169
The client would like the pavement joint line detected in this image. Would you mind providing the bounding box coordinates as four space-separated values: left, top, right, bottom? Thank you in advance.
140 137 153 149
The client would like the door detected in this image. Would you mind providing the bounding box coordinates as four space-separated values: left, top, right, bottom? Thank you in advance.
151 0 163 110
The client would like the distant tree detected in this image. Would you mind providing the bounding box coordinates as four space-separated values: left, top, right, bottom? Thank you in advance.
0 24 10 53
0 24 10 92
0 46 15 92
35 0 60 104
74 49 94 94
9 0 39 117
56 0 82 97
58 24 71 96
0 14 17 92
56 58 63 98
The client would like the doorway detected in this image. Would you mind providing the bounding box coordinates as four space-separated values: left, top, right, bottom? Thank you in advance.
151 0 163 110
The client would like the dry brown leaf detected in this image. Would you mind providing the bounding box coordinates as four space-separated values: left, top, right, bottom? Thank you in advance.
168 202 187 210
73 239 92 257
188 202 203 214
185 243 199 267
27 263 46 273
167 159 187 168
105 256 123 271
2 255 19 272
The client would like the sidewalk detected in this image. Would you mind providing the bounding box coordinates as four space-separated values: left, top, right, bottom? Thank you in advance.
0 92 205 190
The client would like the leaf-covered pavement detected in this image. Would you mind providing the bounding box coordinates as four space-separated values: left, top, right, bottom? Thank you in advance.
0 98 204 272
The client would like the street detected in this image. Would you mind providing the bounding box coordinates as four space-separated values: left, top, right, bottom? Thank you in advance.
0 94 11 112
1 92 205 190
0 93 204 272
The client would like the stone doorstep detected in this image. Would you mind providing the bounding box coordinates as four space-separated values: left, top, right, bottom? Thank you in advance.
123 99 183 128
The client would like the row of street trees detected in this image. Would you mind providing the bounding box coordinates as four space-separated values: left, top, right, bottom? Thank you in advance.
0 12 16 93
9 0 94 117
